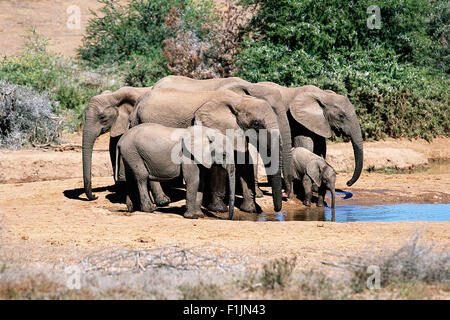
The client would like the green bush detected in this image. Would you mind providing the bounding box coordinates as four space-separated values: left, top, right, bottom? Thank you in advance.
237 0 449 140
0 30 122 129
78 0 216 85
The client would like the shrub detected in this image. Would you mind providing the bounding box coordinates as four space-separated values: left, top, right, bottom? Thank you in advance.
260 256 297 290
349 234 449 288
237 0 450 140
123 51 169 87
79 0 217 84
0 30 123 129
79 0 185 66
178 281 224 299
0 81 61 149
162 1 251 78
80 0 249 84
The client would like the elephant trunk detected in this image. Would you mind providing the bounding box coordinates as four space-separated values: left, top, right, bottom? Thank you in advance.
346 122 364 187
82 114 102 201
276 112 293 195
270 159 283 212
225 163 235 220
330 187 336 210
264 115 283 212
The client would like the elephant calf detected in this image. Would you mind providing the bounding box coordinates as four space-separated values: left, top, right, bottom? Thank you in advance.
116 123 235 219
291 147 336 209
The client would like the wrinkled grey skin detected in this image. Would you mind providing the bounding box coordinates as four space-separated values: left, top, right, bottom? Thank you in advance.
117 123 236 219
291 147 336 209
82 86 153 201
153 75 293 201
128 88 283 213
258 82 363 196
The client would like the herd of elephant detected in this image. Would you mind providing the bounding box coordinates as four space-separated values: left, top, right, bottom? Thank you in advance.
82 76 364 219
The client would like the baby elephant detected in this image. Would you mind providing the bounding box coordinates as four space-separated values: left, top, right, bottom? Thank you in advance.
116 123 235 219
291 147 336 209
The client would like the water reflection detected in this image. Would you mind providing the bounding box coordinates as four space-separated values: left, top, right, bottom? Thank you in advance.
255 206 335 222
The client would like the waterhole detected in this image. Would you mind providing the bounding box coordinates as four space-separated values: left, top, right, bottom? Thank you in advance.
234 203 450 222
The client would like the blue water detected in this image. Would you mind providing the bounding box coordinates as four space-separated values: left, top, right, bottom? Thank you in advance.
253 203 450 222
324 203 450 222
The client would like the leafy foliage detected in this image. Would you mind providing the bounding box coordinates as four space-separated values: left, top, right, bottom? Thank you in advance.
78 0 218 85
79 0 250 84
237 0 450 140
0 30 122 130
162 1 251 78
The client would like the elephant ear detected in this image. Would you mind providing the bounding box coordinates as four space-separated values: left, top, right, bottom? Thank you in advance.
306 159 322 187
194 100 246 153
182 126 213 169
289 92 332 138
110 103 134 137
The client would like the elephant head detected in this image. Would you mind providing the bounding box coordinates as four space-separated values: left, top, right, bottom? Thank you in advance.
261 83 363 187
182 125 236 219
194 92 283 212
82 86 152 200
219 80 293 194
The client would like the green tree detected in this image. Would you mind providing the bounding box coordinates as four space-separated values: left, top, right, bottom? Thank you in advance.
237 0 449 140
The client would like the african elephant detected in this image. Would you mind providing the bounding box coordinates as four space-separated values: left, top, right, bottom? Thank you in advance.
116 123 235 219
291 147 336 209
152 75 294 200
82 86 153 200
128 88 283 213
256 82 364 195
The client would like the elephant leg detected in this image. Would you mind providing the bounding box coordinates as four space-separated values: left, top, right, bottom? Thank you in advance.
302 176 312 207
137 177 156 213
254 163 264 198
248 143 263 198
317 185 327 207
182 164 204 219
239 164 258 213
109 136 126 183
124 165 136 212
149 181 170 206
123 161 154 212
207 164 228 213
128 158 155 213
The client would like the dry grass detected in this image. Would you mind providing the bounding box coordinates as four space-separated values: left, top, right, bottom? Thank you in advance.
0 235 448 300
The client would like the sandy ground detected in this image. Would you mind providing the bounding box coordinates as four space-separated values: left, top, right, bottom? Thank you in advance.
1 135 449 274
0 0 106 57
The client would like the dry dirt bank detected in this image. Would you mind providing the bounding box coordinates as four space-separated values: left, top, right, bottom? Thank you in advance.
0 0 105 57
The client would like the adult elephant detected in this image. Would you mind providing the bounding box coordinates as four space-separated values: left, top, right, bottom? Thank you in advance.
82 86 152 200
153 75 294 202
127 88 283 213
257 82 364 195
196 77 364 197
